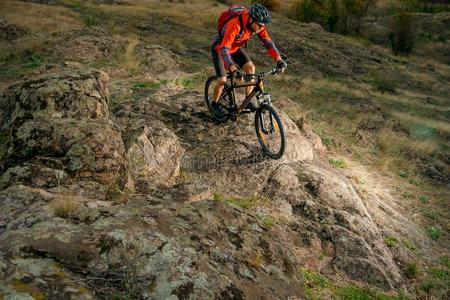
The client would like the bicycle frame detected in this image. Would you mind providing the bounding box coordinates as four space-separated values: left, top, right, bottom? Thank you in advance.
224 75 264 115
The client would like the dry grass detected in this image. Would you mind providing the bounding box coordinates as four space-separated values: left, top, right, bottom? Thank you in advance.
0 0 83 33
49 196 81 219
391 111 450 134
246 252 265 268
120 35 140 75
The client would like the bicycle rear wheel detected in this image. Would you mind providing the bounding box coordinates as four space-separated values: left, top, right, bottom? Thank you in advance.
205 76 232 123
255 104 286 159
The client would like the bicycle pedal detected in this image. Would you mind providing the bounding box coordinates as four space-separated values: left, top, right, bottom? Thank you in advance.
241 109 252 114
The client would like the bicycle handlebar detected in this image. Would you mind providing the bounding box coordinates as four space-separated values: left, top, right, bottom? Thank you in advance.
243 66 284 82
228 65 285 82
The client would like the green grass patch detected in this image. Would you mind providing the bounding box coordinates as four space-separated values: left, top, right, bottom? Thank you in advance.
430 268 448 281
300 269 409 300
384 235 398 248
439 256 450 268
0 53 55 81
82 14 99 27
369 72 397 94
329 158 347 168
404 262 419 279
428 227 442 241
402 239 416 252
398 170 409 178
213 192 264 210
256 213 275 228
409 123 437 139
420 280 435 294
175 72 209 90
419 195 429 204
302 269 331 300
303 269 330 288
131 80 167 91
335 285 408 300
420 208 439 220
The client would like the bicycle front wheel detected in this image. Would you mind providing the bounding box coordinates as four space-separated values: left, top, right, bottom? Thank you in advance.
204 76 231 123
255 104 286 159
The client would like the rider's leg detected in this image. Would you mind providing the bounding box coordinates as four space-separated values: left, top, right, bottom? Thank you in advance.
211 43 227 102
242 61 255 97
213 76 227 102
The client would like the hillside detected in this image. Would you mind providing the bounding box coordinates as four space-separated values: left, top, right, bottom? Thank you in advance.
0 0 448 299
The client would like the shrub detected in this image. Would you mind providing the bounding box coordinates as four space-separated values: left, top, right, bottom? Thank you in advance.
252 0 281 11
290 0 374 34
291 0 322 23
389 12 416 55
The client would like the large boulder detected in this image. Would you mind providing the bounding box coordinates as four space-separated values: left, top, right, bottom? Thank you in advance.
0 68 110 130
0 67 128 189
135 44 183 79
262 161 404 289
125 121 184 189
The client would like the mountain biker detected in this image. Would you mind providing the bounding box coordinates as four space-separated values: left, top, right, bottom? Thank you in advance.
210 3 287 114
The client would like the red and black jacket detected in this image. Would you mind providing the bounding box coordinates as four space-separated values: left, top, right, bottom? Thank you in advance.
212 11 281 68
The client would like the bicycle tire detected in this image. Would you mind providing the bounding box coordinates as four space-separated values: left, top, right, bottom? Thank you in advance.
254 104 286 159
204 76 232 123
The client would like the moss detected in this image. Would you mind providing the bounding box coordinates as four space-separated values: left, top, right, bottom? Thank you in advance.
66 143 96 172
12 280 46 300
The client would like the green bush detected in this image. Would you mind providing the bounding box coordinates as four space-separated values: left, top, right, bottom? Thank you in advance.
389 12 416 55
291 0 321 23
291 0 378 33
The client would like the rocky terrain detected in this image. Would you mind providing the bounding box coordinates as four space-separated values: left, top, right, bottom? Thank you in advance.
0 0 448 299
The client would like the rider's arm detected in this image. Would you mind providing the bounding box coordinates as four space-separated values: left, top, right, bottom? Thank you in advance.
217 20 241 71
258 29 281 61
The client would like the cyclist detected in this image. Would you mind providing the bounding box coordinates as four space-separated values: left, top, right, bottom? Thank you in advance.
210 3 287 114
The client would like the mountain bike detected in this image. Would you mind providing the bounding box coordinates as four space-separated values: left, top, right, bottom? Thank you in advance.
205 66 286 159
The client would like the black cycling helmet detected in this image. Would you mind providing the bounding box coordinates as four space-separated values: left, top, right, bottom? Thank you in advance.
249 3 270 25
